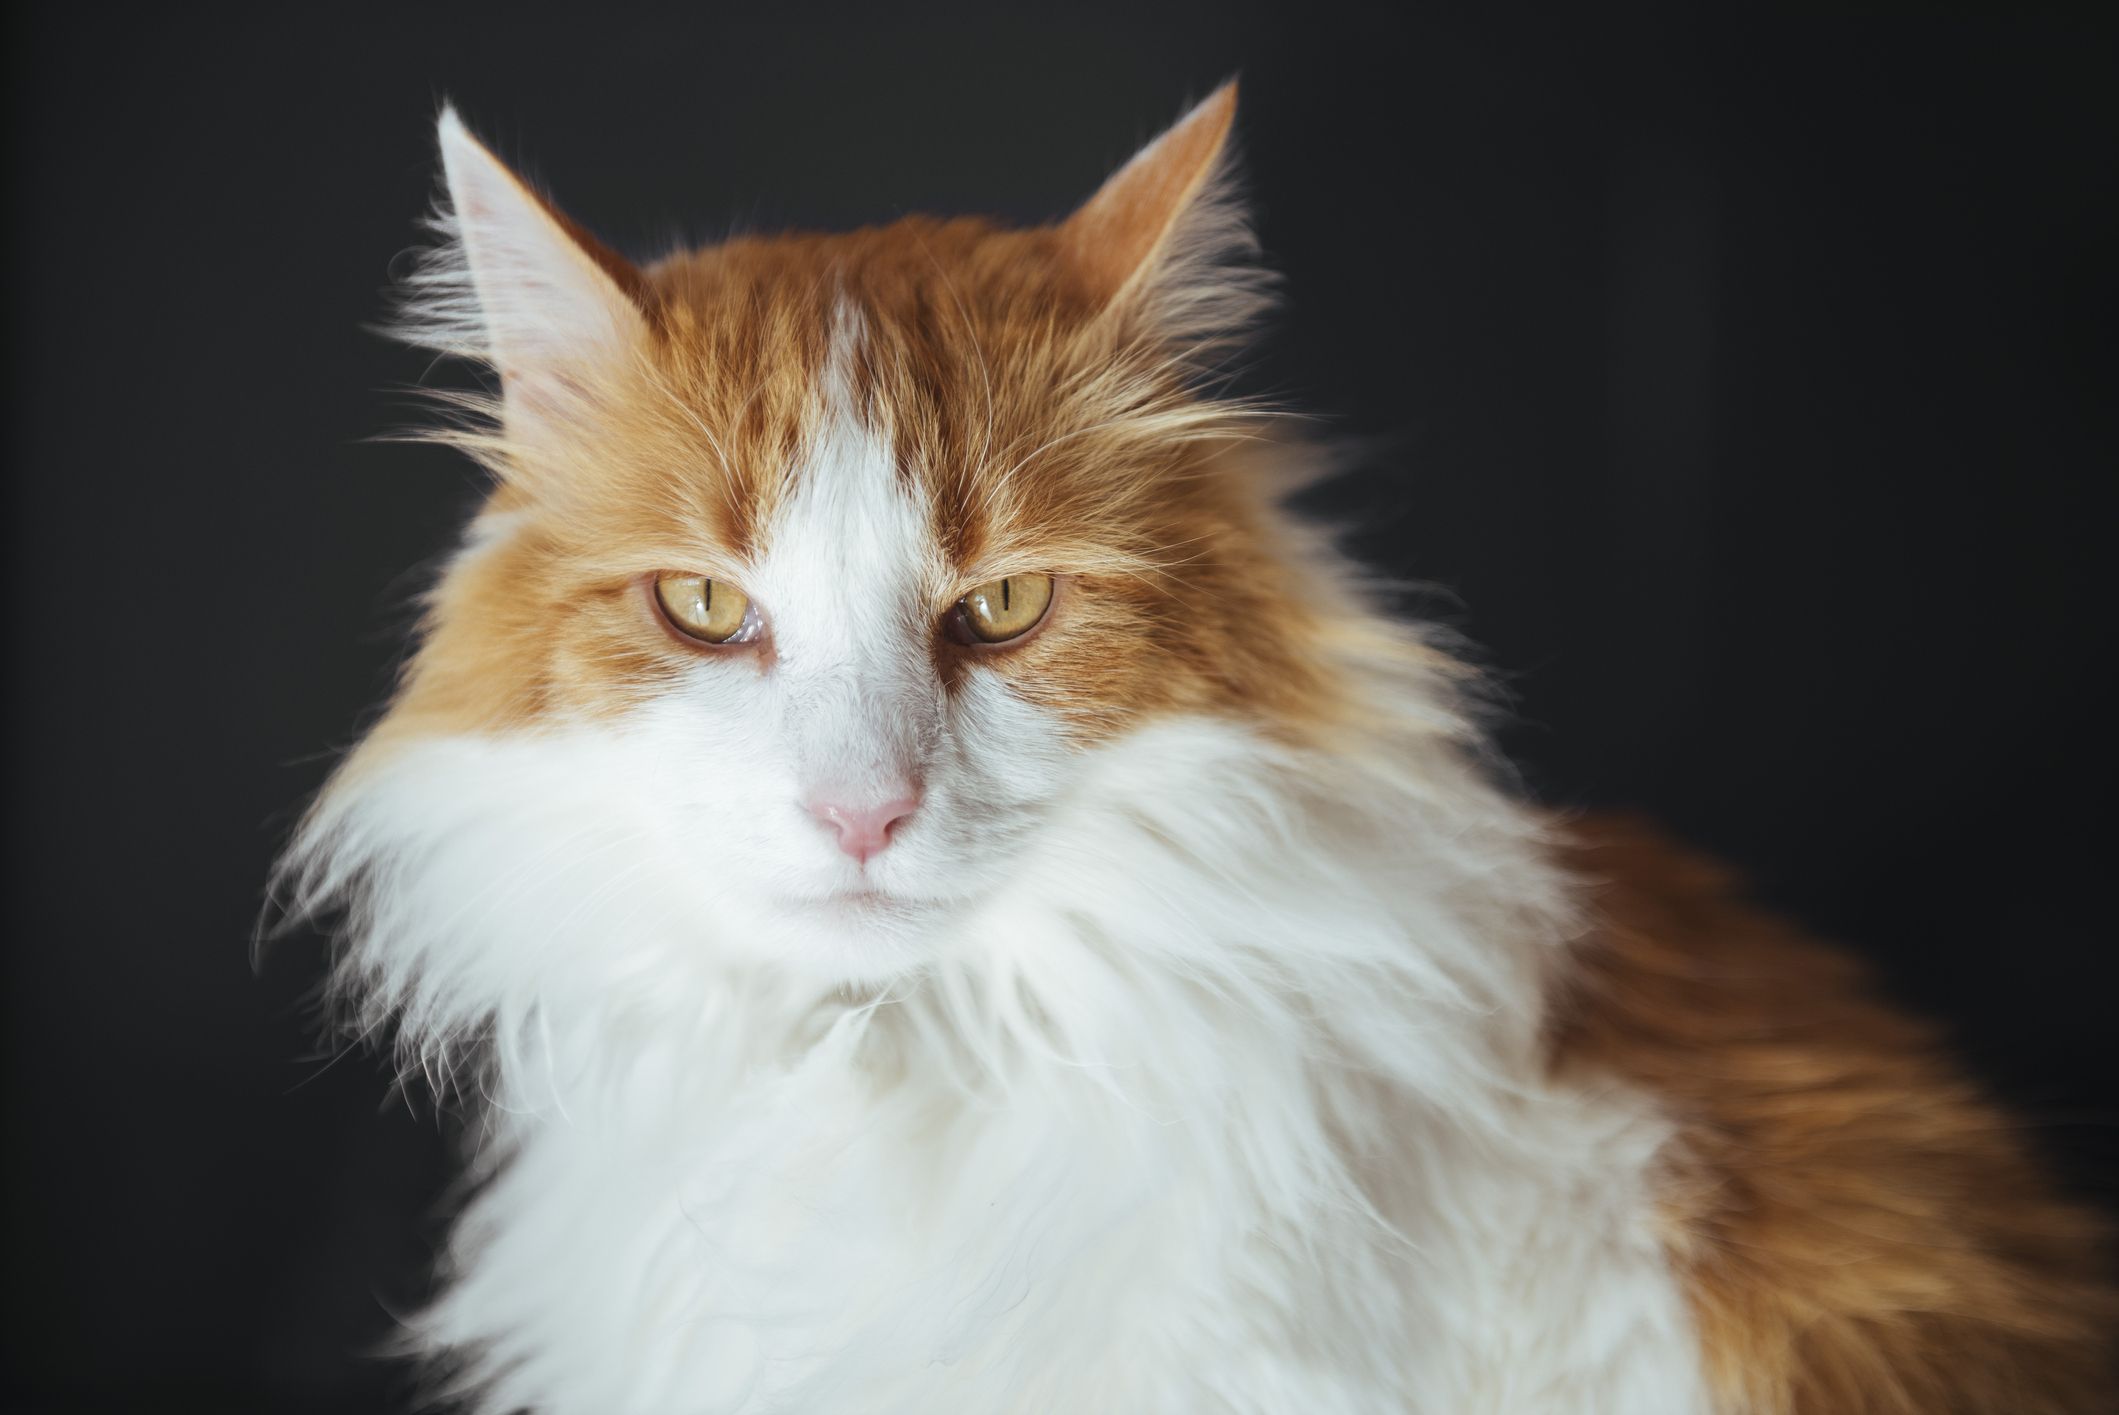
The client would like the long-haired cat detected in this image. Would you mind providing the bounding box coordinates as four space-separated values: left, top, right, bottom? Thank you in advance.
277 85 2115 1413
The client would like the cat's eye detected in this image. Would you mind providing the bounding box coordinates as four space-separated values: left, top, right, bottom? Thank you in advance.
653 574 758 645
952 574 1055 645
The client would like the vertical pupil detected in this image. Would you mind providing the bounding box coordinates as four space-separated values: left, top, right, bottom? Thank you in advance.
1001 578 1011 612
703 579 713 616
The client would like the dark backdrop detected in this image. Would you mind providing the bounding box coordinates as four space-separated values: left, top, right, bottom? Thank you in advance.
7 3 2116 1411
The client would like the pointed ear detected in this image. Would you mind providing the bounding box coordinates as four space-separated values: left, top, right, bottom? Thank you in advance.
400 108 647 399
1058 81 1267 343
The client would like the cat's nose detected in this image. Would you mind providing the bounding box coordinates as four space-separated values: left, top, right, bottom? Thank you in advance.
804 788 921 865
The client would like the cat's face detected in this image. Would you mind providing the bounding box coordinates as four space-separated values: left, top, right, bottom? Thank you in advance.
459 389 1110 983
341 87 1343 982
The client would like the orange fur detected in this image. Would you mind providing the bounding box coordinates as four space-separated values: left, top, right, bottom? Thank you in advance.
1554 815 2118 1413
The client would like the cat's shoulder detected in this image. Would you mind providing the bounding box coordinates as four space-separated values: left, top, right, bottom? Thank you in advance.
1547 812 2117 1414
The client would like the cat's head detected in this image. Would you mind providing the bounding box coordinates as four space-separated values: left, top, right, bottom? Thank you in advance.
309 86 1427 989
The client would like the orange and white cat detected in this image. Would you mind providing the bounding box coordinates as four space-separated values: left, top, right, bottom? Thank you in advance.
279 86 2115 1413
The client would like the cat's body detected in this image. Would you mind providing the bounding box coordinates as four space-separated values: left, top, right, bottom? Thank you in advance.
281 87 2114 1413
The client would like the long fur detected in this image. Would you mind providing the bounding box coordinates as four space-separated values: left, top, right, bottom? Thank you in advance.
275 87 2114 1414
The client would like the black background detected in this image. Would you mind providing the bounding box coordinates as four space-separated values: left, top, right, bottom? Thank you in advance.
7 3 2116 1411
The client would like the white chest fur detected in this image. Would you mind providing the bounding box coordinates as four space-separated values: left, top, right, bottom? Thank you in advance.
290 721 1711 1413
418 1019 1707 1415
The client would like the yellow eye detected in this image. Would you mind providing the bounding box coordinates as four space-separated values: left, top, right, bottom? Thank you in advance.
956 574 1055 644
653 574 755 644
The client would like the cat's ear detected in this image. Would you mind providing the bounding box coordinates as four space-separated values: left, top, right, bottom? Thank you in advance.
399 107 648 406
1058 81 1268 346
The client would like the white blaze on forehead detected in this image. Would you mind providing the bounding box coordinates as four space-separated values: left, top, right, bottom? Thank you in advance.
751 315 943 793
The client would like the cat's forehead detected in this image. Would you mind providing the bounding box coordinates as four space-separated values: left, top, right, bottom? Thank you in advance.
749 377 940 659
635 222 1145 579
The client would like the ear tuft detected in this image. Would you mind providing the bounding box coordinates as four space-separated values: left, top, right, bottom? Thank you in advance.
1060 81 1272 349
391 105 645 384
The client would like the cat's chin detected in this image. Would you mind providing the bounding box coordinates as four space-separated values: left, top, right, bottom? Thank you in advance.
747 889 956 984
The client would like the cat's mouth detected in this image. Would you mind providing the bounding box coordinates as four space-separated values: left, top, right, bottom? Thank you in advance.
793 886 947 919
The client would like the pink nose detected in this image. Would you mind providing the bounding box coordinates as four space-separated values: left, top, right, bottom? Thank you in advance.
805 790 921 864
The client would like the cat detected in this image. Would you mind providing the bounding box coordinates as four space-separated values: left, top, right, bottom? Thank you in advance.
276 84 2115 1414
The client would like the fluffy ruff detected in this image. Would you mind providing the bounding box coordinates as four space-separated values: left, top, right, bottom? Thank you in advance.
281 699 1713 1414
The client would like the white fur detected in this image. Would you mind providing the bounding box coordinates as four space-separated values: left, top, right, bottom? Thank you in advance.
282 424 1712 1413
